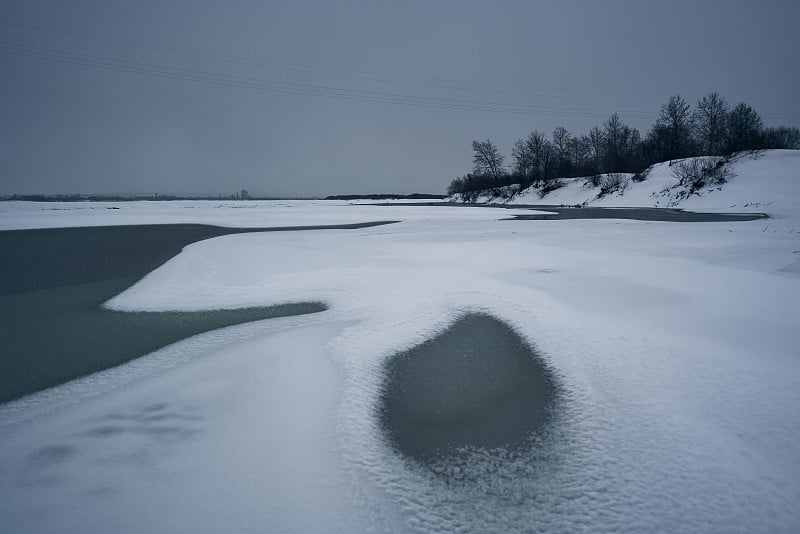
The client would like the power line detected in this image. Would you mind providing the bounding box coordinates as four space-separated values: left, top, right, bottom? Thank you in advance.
0 40 656 115
0 40 669 119
6 16 797 109
0 17 673 102
1 22 797 122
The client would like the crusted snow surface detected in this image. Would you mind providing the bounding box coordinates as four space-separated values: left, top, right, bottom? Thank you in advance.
1 165 800 532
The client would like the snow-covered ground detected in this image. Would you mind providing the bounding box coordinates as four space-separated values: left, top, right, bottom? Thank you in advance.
479 149 800 216
1 151 799 533
0 198 541 231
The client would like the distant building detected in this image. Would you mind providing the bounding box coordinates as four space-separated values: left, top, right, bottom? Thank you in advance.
240 189 250 200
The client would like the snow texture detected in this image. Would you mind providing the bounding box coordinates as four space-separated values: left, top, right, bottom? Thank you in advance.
1 150 799 533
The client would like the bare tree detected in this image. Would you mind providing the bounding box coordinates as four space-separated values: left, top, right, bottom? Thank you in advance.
471 139 505 183
587 126 604 174
511 138 533 185
762 126 800 149
656 95 694 160
568 135 590 175
694 92 729 155
625 127 643 171
552 126 572 176
525 131 554 183
552 126 570 153
457 90 794 198
726 103 763 153
602 113 629 171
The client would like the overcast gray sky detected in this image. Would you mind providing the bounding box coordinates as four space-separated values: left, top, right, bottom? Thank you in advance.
1 0 799 197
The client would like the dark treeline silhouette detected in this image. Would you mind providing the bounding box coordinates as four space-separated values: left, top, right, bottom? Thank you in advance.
2 193 291 202
2 194 188 202
448 92 800 198
325 193 446 200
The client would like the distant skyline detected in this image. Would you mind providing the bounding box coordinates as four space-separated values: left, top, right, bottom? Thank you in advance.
2 0 799 197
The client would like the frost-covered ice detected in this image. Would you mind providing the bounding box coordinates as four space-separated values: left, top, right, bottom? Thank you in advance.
1 151 799 533
0 198 540 231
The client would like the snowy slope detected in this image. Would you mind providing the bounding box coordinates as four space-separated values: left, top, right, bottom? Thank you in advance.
1 158 799 532
502 149 800 216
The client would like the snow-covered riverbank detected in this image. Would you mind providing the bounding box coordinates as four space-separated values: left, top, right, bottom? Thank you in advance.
1 152 799 532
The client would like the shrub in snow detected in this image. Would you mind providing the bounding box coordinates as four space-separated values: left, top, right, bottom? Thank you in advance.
653 156 736 206
631 168 650 183
597 173 630 198
538 179 565 198
671 157 731 195
585 174 604 188
456 190 481 203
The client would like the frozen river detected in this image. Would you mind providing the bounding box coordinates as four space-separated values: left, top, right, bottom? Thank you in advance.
1 197 799 533
0 222 395 402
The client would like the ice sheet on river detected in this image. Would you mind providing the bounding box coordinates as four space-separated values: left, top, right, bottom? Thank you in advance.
1 193 799 532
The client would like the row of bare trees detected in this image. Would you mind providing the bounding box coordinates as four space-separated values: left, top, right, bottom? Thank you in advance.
448 92 799 196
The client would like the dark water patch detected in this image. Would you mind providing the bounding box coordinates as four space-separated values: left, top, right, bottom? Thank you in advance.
325 193 445 200
368 201 768 222
0 221 397 296
0 222 402 404
379 314 557 465
505 206 768 222
0 281 325 403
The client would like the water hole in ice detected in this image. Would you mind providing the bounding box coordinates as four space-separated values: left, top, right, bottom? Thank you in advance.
379 313 558 474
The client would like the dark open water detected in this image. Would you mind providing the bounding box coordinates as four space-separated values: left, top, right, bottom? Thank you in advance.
0 221 396 403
